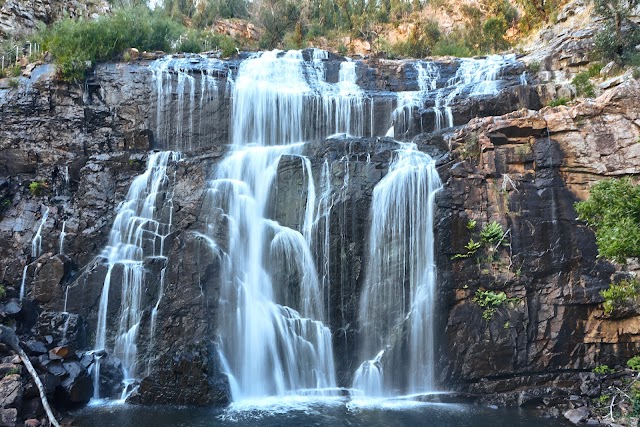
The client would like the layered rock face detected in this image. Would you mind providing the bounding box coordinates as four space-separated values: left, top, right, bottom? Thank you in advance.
0 0 109 39
440 81 640 401
0 47 636 420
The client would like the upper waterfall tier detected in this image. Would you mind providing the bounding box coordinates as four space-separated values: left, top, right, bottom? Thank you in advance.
148 50 530 151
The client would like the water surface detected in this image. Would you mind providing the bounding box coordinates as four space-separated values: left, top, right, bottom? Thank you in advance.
73 397 570 427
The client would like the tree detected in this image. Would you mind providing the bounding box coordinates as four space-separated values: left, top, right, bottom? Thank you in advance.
593 0 640 64
254 0 300 48
482 17 509 52
515 0 561 32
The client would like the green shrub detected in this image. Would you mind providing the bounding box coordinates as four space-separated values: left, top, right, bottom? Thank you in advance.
575 178 640 262
527 61 541 74
176 30 238 56
8 78 19 88
8 64 20 77
480 221 505 245
593 0 640 66
473 289 518 320
601 278 640 315
388 20 441 58
0 284 5 300
28 181 44 196
572 71 596 98
3 367 19 377
627 355 640 371
587 63 603 78
547 97 569 107
42 6 183 82
467 220 477 231
592 364 615 375
452 239 482 259
515 0 562 34
461 132 480 160
431 36 473 57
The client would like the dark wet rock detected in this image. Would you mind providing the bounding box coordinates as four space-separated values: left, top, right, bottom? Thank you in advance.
35 312 86 350
0 408 17 427
90 354 122 400
57 360 92 404
128 341 229 406
31 255 71 308
22 341 46 356
0 374 23 410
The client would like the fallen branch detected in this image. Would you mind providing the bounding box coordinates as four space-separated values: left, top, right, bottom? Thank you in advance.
0 325 60 427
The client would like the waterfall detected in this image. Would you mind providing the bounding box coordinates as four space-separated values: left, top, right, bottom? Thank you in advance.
19 265 28 301
313 160 334 324
352 350 384 397
59 220 66 254
92 151 180 399
151 56 223 150
31 206 49 258
354 145 442 396
205 50 347 400
392 61 440 139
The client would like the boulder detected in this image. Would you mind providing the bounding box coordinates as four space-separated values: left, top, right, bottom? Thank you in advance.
564 407 591 424
31 255 70 307
0 374 22 410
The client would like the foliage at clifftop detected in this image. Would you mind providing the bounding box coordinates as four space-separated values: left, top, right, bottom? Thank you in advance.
3 0 568 82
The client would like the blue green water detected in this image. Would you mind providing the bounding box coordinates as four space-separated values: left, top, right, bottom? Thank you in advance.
72 396 570 426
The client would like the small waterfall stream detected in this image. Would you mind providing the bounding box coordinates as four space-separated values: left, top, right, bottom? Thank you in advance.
354 145 442 396
92 151 180 400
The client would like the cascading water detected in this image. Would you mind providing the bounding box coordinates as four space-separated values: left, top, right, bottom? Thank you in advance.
84 49 526 406
92 151 180 400
391 61 439 139
32 206 49 258
354 145 442 396
387 55 519 134
151 55 224 150
206 50 345 400
59 220 66 254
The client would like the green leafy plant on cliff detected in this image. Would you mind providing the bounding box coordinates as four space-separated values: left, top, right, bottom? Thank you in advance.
547 97 569 107
452 239 482 259
453 221 508 259
593 364 615 375
480 221 506 245
473 289 518 320
28 181 45 197
575 178 640 263
600 278 640 316
572 71 596 98
627 355 640 371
